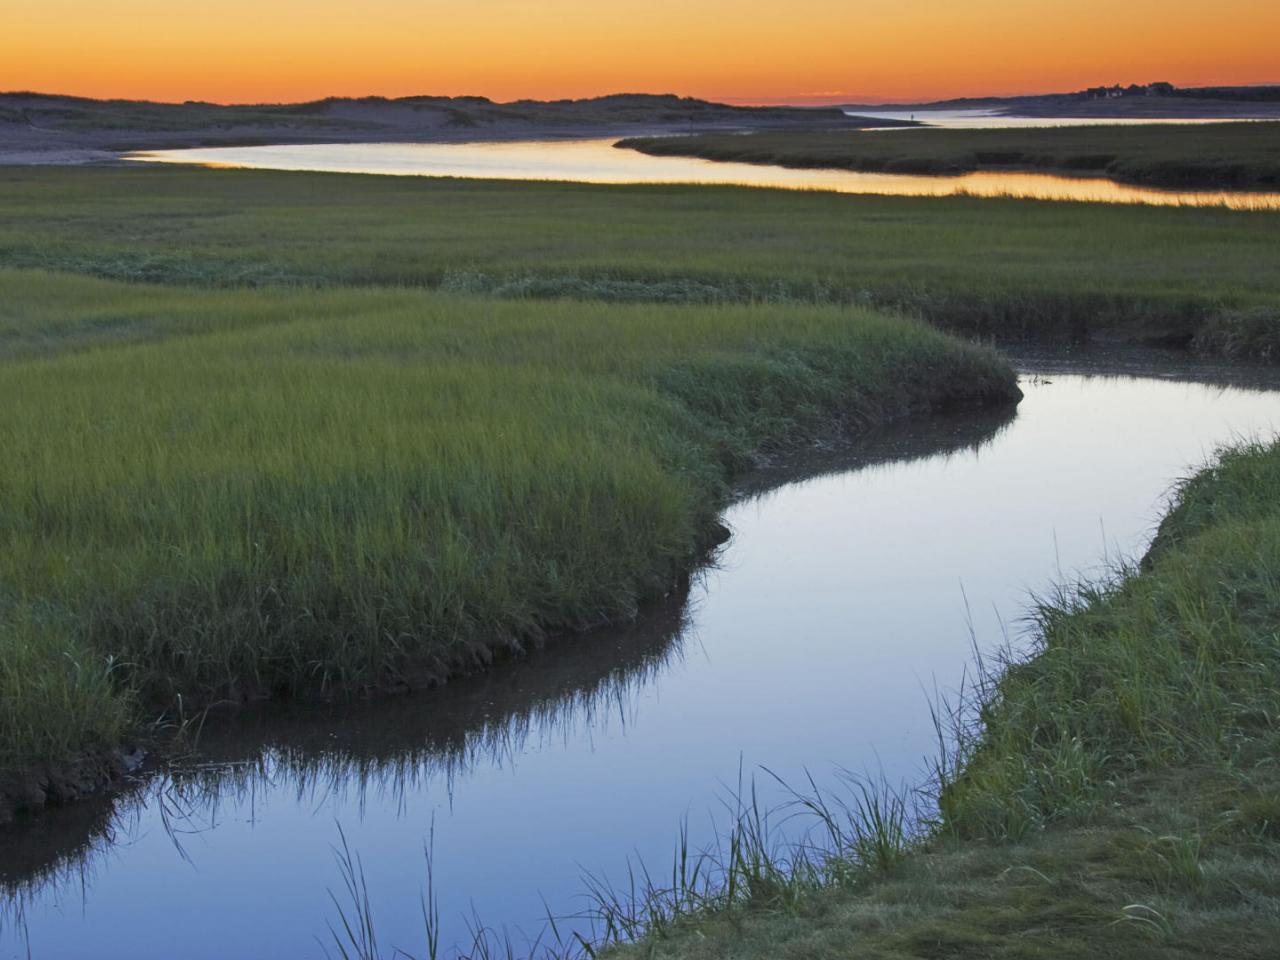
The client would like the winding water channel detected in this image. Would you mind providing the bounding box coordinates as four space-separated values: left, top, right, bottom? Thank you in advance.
129 137 1280 209
4 352 1280 958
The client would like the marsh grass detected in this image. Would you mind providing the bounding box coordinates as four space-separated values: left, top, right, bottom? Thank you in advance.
0 268 1016 781
618 123 1280 190
3 167 1279 356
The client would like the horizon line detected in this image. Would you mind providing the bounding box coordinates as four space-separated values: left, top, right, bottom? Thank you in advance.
5 79 1279 111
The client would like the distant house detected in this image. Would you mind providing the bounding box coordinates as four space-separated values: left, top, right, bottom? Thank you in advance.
1084 82 1177 100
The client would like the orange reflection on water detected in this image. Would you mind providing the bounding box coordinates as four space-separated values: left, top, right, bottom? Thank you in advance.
130 139 1280 210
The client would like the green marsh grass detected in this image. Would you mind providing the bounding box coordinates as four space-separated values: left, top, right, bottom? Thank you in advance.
618 123 1280 190
2 167 1279 355
0 268 1016 781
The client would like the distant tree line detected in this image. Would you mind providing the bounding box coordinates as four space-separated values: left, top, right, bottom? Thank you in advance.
1081 82 1280 102
1173 85 1280 102
1082 82 1176 99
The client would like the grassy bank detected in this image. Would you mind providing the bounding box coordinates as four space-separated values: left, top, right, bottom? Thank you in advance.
0 267 1017 804
618 122 1280 190
1 166 1279 357
602 438 1280 959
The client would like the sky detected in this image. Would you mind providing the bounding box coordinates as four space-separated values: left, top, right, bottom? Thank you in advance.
4 0 1278 105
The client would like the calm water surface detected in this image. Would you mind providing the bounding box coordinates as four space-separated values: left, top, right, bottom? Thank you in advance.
130 137 1280 209
847 107 1272 129
4 358 1280 958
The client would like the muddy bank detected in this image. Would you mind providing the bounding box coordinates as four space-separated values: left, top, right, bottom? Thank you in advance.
0 747 144 827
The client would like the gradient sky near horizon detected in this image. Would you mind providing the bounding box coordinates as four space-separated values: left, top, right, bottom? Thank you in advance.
5 0 1278 105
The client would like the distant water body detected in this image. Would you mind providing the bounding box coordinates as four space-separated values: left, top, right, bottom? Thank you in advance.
845 107 1266 129
131 128 1280 210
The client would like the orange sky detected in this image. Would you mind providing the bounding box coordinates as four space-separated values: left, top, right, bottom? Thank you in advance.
4 0 1278 104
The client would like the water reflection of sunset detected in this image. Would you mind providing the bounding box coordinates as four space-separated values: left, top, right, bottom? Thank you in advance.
130 139 1280 211
5 0 1278 103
